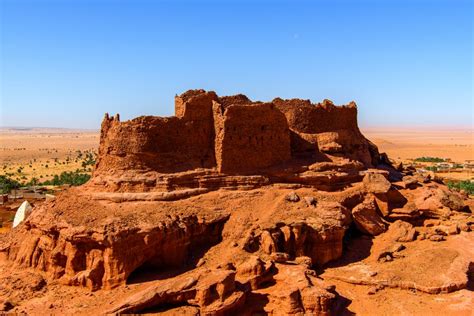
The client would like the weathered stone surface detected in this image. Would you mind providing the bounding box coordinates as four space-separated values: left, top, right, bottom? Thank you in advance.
235 256 274 290
323 234 474 295
413 185 466 217
5 201 230 290
1 89 472 315
385 220 417 242
363 172 391 194
243 263 336 315
352 197 387 236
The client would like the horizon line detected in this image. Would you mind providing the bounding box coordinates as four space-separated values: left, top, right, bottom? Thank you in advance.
1 124 473 132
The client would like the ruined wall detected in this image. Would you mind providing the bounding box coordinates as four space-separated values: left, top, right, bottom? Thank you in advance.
95 90 218 174
214 102 291 174
273 98 358 134
273 98 379 166
95 89 379 176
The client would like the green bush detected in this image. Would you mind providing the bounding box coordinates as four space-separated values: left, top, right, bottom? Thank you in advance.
414 157 445 163
42 171 91 186
447 180 474 195
0 175 20 194
81 152 96 169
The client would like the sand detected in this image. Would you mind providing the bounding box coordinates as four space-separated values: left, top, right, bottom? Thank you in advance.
0 128 99 182
362 127 473 163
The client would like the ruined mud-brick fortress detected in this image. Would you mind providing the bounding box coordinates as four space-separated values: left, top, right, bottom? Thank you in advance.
97 89 379 175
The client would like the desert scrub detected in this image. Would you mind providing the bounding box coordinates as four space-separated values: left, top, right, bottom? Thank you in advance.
414 157 446 162
447 180 474 195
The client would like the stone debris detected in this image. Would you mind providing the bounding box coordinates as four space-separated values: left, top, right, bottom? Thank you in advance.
285 192 300 202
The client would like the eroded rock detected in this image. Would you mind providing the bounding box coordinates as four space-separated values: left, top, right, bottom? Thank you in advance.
0 89 472 315
352 196 387 236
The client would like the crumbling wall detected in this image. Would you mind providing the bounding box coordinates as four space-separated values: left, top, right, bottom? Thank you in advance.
273 98 358 134
95 90 218 174
175 89 217 120
214 102 291 174
95 89 379 176
273 98 379 166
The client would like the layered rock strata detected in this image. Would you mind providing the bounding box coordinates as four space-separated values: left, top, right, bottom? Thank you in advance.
0 90 472 315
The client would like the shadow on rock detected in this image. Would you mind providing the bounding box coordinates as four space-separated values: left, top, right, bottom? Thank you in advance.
319 224 373 273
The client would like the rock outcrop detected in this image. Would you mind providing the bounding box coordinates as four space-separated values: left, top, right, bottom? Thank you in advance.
87 89 380 194
0 89 472 315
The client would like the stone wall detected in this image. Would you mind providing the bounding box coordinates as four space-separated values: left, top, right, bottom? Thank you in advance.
272 98 378 165
214 102 291 174
273 98 358 134
95 89 379 177
95 90 218 174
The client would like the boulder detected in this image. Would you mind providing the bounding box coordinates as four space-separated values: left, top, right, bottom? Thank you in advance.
414 185 466 217
303 196 316 207
388 202 420 220
12 201 33 228
363 172 391 194
401 175 419 189
352 197 387 236
385 220 417 242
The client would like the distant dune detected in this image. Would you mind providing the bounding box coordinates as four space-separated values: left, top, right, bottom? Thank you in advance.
362 127 474 162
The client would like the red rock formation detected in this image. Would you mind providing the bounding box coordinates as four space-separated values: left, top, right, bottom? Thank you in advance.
0 89 472 315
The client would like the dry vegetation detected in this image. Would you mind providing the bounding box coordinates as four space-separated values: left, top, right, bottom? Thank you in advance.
0 128 98 184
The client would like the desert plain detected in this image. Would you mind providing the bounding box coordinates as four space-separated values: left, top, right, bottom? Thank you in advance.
0 128 98 183
363 127 473 163
1 126 472 183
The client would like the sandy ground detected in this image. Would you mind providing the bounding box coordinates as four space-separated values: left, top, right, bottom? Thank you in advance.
0 128 98 182
362 127 473 163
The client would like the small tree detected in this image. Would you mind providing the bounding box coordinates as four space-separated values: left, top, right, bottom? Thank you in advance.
0 175 20 194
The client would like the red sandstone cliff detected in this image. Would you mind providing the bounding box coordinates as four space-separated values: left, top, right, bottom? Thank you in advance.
1 90 471 316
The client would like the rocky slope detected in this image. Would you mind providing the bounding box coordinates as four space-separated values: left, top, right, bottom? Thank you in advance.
0 90 472 315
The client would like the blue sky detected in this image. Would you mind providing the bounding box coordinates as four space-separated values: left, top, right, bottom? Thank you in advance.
0 0 472 129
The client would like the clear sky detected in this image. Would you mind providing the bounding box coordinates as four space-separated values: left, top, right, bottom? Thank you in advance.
0 0 472 129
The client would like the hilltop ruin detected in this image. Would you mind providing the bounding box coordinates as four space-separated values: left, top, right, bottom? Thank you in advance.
89 90 381 199
0 90 472 315
97 90 376 175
